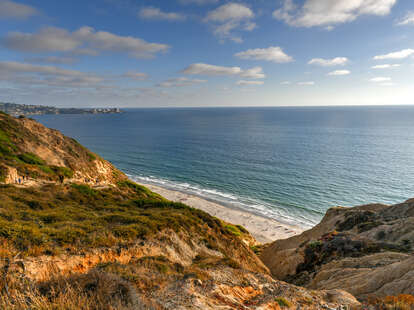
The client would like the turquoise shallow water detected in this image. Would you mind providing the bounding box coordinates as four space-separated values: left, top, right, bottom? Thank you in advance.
34 106 414 228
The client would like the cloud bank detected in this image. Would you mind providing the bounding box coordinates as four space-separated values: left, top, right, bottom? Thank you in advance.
3 26 170 58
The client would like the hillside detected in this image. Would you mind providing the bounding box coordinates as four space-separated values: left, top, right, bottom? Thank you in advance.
0 111 125 186
0 112 361 309
260 199 414 301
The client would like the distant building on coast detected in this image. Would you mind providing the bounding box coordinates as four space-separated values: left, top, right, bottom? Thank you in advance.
0 102 122 116
91 107 121 114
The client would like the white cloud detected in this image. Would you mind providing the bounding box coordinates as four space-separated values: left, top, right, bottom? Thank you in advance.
3 26 170 58
0 61 104 88
373 49 414 60
240 67 265 79
370 77 391 82
298 81 315 85
182 63 242 76
235 46 293 63
236 80 264 86
371 64 401 69
122 71 148 80
206 3 253 21
204 3 256 43
4 27 79 52
182 63 265 80
328 69 350 76
158 77 207 88
0 61 87 76
280 81 291 85
397 12 414 26
273 0 397 28
308 57 348 66
0 0 38 19
138 7 185 21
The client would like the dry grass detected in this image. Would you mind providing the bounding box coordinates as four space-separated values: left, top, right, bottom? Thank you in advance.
364 295 414 310
0 267 157 310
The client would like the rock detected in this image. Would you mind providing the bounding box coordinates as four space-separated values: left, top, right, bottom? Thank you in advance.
260 199 414 300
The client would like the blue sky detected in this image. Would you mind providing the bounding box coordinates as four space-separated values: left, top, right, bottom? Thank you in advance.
0 0 413 107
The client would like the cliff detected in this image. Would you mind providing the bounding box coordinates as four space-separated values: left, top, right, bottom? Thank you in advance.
0 112 359 309
0 111 125 186
260 199 414 302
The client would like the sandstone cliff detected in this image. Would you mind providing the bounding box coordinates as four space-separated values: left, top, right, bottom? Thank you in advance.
260 199 414 301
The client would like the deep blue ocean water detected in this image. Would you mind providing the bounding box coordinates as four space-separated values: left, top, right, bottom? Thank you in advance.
34 106 414 228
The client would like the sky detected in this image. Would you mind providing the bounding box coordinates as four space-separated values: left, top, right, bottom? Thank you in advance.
0 0 414 108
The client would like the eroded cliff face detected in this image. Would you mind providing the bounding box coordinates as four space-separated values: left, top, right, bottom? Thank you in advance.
0 112 125 186
260 199 414 300
2 227 360 310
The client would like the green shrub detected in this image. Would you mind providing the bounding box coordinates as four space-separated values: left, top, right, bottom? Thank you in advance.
308 240 322 249
275 297 292 308
18 153 45 165
224 224 241 236
71 184 96 196
39 165 53 174
87 152 96 161
52 166 74 178
0 129 10 143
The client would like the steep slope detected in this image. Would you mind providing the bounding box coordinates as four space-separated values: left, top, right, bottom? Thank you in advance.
0 112 125 186
260 199 414 300
0 112 360 309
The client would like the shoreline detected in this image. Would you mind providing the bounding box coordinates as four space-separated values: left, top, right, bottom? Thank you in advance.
138 182 304 243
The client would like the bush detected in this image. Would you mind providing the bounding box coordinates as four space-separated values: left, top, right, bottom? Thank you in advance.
275 297 292 308
18 153 45 165
224 224 242 236
52 166 74 178
71 184 97 196
0 165 7 182
0 129 10 143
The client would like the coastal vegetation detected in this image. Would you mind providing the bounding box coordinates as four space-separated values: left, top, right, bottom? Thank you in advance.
0 181 236 258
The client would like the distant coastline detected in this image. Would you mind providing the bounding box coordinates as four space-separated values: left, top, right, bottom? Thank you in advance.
0 102 122 117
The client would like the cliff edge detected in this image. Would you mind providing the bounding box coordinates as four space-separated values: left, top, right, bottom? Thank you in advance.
260 199 414 301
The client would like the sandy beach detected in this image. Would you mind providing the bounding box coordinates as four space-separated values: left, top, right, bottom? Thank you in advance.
139 182 304 243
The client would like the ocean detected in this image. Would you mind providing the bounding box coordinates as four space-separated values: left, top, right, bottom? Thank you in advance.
34 106 414 228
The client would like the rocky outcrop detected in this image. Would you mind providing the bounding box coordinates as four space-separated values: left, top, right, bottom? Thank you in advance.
260 199 414 300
